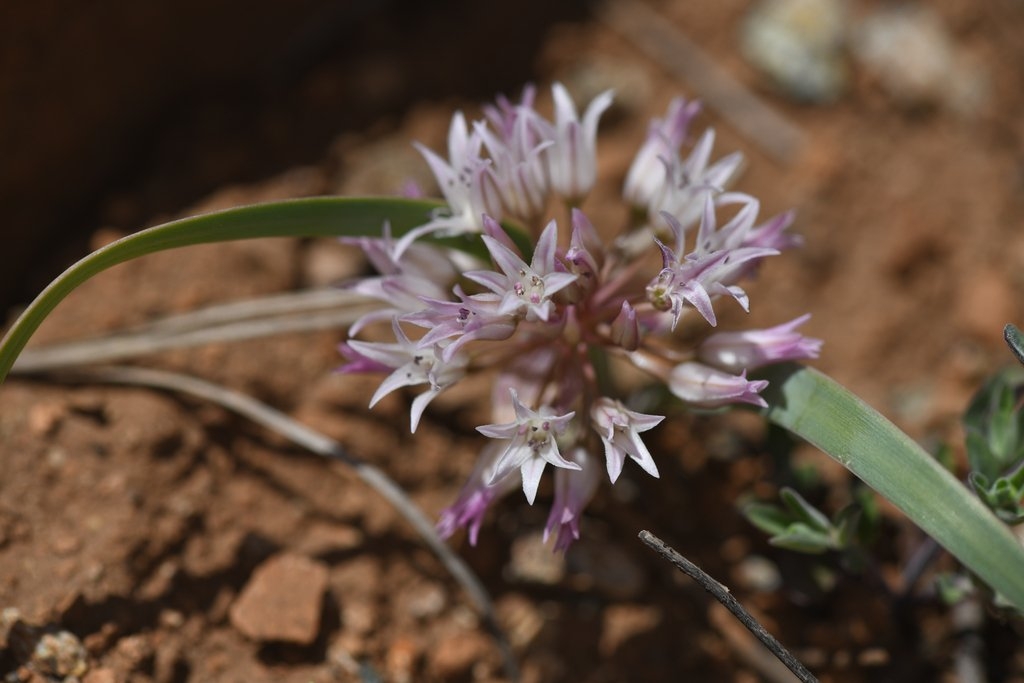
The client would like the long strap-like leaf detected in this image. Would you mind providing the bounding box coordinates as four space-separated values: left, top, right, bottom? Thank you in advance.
760 363 1024 610
0 197 444 382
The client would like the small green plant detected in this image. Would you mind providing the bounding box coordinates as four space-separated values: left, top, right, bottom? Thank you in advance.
744 486 877 564
964 366 1024 524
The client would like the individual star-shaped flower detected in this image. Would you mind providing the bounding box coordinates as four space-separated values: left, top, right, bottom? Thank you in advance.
466 218 578 322
477 389 579 504
590 397 664 483
339 319 467 432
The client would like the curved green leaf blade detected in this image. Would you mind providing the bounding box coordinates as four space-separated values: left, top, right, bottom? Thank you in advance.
0 197 445 383
760 363 1024 610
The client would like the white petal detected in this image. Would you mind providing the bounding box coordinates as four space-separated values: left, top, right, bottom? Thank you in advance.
520 457 547 505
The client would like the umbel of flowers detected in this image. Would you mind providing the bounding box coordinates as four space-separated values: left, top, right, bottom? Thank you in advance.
338 84 821 550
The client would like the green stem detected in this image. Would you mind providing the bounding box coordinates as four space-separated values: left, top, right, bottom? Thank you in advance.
760 363 1024 610
0 197 444 383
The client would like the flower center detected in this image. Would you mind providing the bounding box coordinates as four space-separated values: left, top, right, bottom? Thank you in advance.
646 269 675 311
514 269 547 305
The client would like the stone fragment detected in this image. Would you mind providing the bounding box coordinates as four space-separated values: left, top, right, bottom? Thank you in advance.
733 555 782 592
385 635 421 683
27 401 65 437
31 630 89 678
741 0 848 103
599 604 660 657
429 628 491 680
229 553 329 645
852 5 990 115
506 532 565 584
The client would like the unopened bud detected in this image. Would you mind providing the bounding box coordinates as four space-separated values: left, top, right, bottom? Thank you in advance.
610 301 640 351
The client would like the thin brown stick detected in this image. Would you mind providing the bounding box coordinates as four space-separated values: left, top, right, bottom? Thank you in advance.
639 530 817 683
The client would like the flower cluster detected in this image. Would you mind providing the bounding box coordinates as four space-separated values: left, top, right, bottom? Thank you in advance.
338 84 821 550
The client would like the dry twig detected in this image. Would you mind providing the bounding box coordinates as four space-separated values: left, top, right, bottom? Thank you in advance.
639 530 816 683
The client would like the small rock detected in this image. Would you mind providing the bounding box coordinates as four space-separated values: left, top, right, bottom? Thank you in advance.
733 555 783 592
32 630 89 678
404 583 447 620
429 628 491 679
857 647 890 667
598 604 660 657
229 553 329 645
385 635 421 683
340 597 376 637
296 522 364 557
158 609 185 630
27 401 65 437
852 5 989 115
741 0 848 103
113 634 152 672
506 533 566 584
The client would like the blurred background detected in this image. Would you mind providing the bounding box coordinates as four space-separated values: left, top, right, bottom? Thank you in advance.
0 0 591 309
3 0 1024 680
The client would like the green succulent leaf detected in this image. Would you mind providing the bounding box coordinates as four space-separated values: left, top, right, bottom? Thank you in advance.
970 463 1024 524
832 504 863 548
779 487 832 534
963 368 1024 478
769 523 834 554
742 502 793 537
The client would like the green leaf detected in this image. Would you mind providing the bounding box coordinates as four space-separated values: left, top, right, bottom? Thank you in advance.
963 368 1024 477
964 430 995 477
742 502 792 536
0 197 458 383
832 504 862 548
779 487 832 534
769 523 833 554
759 363 1024 612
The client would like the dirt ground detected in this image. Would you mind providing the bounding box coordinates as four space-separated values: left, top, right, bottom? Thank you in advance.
2 1 1024 681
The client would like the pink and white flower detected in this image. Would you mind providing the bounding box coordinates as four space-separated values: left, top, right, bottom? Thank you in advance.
339 318 467 432
590 398 664 483
336 84 818 549
699 314 822 372
544 448 601 551
437 443 519 546
477 389 579 505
